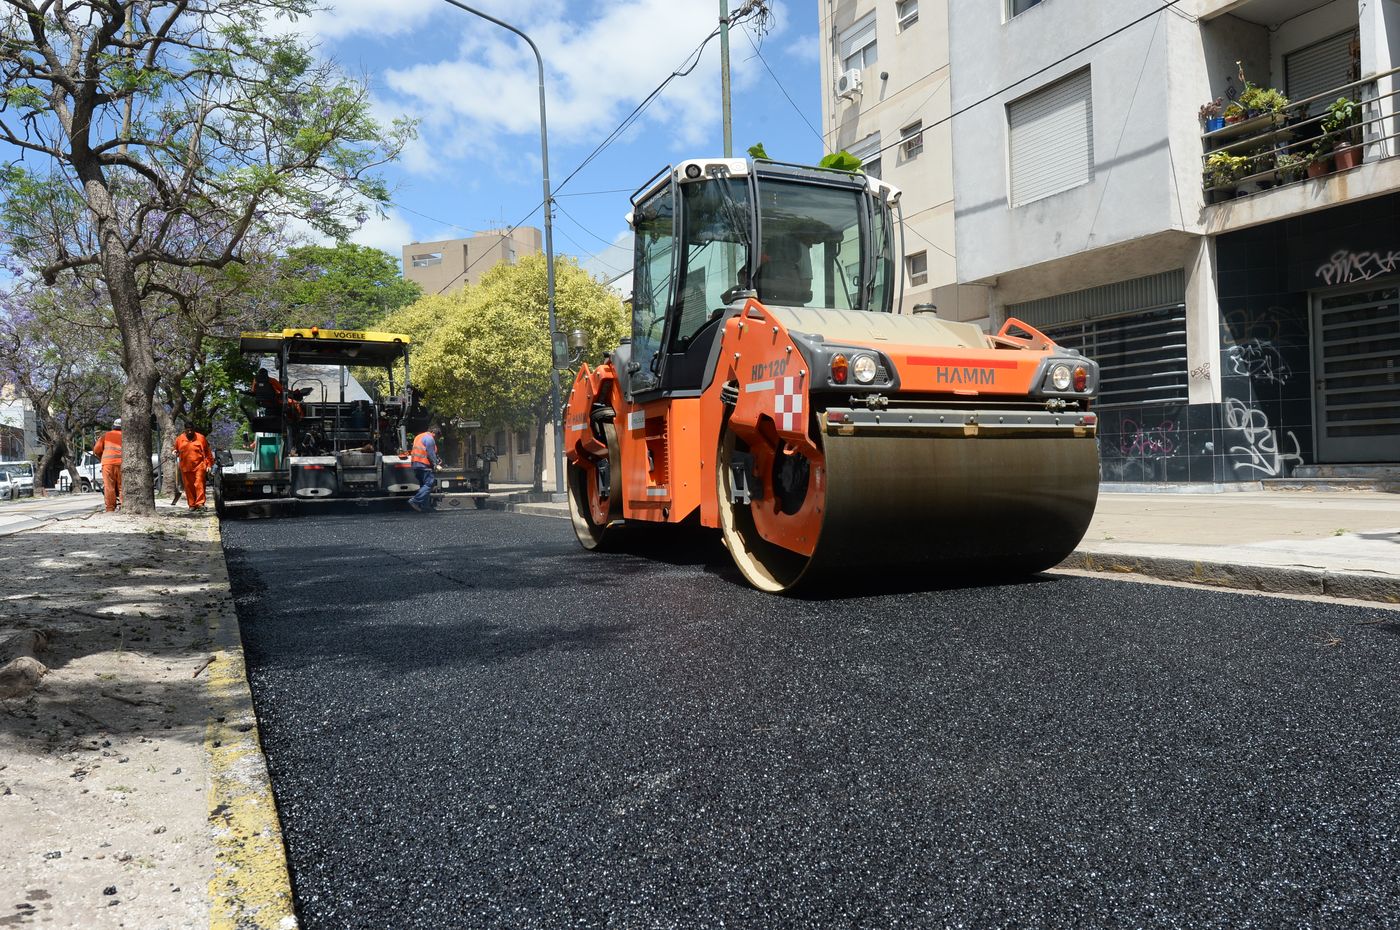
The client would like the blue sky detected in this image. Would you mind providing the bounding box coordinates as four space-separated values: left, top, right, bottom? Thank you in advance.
309 0 826 285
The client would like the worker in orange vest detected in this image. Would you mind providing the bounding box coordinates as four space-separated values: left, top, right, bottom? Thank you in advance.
408 424 442 513
172 424 215 511
92 418 123 513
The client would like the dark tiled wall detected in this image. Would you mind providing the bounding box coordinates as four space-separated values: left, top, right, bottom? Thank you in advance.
1214 222 1314 481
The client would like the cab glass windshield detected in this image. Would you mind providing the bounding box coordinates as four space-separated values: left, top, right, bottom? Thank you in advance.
752 178 891 312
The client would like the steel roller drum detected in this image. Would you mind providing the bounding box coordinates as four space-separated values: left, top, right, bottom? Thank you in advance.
723 431 1101 593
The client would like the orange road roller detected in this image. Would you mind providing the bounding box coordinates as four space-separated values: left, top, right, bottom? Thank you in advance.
564 158 1100 592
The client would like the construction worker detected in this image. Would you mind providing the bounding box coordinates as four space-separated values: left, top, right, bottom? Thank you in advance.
408 424 443 513
172 424 215 511
92 418 123 513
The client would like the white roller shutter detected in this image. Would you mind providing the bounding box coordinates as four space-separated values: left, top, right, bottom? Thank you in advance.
1007 69 1094 207
1285 30 1358 115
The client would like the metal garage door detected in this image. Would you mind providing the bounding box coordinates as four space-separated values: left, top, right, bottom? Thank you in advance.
1311 284 1400 462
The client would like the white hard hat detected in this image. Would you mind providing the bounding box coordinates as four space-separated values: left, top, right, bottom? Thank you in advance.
113 417 122 428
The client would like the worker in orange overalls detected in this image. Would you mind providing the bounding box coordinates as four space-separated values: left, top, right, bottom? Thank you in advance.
92 418 123 512
172 424 215 511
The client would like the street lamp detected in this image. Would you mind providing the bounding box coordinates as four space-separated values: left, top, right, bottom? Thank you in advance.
439 0 564 499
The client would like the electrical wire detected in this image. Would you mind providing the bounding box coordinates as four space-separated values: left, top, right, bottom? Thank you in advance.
739 23 824 147
860 0 1186 164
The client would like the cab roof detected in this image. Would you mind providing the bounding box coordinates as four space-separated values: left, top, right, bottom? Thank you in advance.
237 328 411 366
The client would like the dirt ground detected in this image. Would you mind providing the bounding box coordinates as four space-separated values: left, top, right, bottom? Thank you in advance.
0 507 224 929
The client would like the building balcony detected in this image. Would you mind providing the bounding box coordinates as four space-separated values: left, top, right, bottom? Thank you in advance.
1201 66 1400 232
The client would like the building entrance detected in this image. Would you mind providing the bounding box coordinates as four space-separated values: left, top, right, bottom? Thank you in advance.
1311 283 1400 463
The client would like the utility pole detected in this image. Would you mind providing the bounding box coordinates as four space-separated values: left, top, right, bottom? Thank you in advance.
720 0 733 159
440 0 564 498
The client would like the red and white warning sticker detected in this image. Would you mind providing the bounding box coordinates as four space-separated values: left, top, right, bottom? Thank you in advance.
774 376 803 431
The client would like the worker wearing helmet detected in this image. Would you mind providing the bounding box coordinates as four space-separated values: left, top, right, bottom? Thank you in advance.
172 423 215 511
92 418 123 513
408 424 443 513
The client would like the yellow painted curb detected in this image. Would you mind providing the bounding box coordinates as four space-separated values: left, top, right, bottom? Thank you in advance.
202 517 300 930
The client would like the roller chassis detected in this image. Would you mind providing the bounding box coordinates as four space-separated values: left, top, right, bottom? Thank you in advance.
564 156 1102 592
566 300 1101 592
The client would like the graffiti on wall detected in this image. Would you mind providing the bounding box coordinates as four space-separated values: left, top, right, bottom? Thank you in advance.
1315 249 1400 286
1190 360 1212 382
1224 398 1303 477
1226 339 1292 385
1223 306 1283 343
1119 417 1180 459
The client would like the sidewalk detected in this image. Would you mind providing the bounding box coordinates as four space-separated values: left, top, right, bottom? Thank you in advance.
491 487 1400 604
0 502 294 929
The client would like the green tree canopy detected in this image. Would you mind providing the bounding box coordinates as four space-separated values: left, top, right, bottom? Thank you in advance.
381 254 626 488
0 0 413 514
275 243 422 331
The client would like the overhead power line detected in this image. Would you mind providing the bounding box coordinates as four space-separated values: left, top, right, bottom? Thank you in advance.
861 0 1186 164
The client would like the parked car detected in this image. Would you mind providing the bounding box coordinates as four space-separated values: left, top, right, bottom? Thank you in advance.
0 461 35 498
55 451 163 493
0 471 16 501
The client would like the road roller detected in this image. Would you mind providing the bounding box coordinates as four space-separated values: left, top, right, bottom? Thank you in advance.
564 157 1100 592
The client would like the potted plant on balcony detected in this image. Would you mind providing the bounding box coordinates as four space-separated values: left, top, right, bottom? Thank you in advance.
1239 83 1290 124
1223 101 1246 125
1200 97 1226 133
1324 96 1363 170
1205 152 1250 203
1308 136 1334 178
1275 151 1308 184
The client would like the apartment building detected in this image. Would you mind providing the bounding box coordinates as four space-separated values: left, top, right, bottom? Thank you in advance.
946 0 1400 483
818 0 988 322
401 226 544 296
0 384 38 462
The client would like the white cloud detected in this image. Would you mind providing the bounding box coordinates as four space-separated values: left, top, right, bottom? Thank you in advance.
350 210 418 256
299 0 439 42
575 228 632 283
377 0 771 178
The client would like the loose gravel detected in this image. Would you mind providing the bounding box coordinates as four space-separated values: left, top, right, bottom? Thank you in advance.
223 509 1400 930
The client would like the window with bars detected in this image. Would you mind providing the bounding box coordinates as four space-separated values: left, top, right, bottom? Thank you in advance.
900 120 924 158
1041 304 1188 407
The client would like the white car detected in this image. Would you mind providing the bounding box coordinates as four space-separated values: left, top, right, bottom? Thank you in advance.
56 451 163 493
0 461 35 498
0 471 15 501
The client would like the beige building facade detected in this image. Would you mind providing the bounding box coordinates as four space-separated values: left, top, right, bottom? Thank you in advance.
817 0 988 323
401 227 544 295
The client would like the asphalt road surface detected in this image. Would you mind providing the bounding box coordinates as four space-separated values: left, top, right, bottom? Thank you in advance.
223 509 1400 930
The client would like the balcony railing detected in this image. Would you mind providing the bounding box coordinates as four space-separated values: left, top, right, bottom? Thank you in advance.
1201 66 1400 204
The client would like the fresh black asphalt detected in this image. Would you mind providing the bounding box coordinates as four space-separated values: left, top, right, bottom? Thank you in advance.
222 508 1400 930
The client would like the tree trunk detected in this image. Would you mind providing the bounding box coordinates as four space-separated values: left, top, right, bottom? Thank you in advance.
77 167 160 516
154 403 180 497
36 435 69 494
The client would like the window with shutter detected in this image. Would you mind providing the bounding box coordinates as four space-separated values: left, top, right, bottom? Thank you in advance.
839 12 877 73
848 132 882 180
1007 69 1094 207
1285 29 1360 116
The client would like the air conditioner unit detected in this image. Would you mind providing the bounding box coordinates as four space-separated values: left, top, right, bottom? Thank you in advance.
836 69 862 100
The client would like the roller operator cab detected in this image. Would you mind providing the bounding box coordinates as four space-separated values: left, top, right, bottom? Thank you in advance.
564 158 1102 592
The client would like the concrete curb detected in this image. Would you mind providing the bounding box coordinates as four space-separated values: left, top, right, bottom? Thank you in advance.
482 499 570 519
1060 551 1400 605
202 517 300 930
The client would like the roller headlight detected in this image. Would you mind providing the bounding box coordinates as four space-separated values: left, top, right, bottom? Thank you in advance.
852 354 878 384
1050 364 1072 391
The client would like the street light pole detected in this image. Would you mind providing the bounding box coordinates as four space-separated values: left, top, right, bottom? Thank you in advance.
440 0 564 498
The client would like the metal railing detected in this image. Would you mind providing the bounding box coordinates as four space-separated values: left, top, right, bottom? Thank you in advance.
1201 65 1400 202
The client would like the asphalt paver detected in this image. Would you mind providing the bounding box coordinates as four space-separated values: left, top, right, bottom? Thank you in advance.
222 510 1400 930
